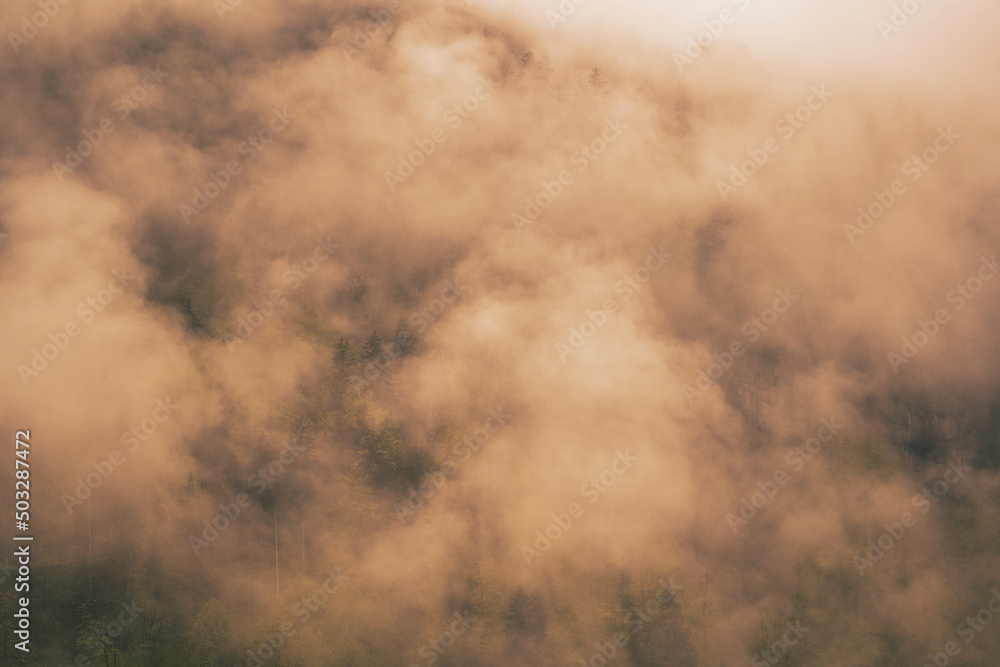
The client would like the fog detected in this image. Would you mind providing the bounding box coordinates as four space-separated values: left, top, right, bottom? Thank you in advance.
2 0 999 664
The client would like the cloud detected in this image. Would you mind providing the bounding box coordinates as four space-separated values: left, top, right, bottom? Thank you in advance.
3 0 1000 663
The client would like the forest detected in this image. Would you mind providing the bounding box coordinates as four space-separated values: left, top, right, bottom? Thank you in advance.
1 0 999 664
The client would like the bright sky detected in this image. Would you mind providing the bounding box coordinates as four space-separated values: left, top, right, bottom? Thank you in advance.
473 0 998 98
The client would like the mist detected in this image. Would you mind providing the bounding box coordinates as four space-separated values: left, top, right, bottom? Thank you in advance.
1 0 1000 664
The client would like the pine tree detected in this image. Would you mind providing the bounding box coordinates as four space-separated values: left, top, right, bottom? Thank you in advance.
362 330 383 360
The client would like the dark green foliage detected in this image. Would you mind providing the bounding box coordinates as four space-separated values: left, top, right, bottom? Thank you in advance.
505 587 546 636
361 330 383 360
189 599 232 665
147 265 239 333
30 320 1000 667
356 423 434 488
